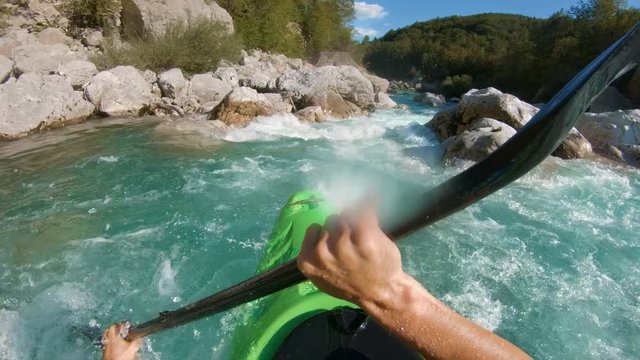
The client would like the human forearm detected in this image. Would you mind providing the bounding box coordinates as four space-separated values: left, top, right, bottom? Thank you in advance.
359 273 532 360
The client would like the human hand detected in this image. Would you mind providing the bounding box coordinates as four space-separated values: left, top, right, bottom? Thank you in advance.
297 204 408 308
102 322 142 360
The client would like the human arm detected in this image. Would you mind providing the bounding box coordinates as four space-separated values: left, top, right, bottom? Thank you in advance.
296 207 532 360
102 322 142 360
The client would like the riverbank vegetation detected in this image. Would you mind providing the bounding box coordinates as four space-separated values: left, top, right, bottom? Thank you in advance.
362 0 640 101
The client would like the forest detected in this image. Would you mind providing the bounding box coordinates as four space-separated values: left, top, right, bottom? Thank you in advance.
362 0 640 101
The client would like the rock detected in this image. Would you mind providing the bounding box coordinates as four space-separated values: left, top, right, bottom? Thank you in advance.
84 66 156 117
35 27 72 45
619 145 640 167
277 65 375 118
56 60 98 89
12 43 83 75
213 66 239 87
589 86 634 113
188 73 232 113
294 106 326 123
414 92 446 107
263 93 293 113
552 128 593 159
82 30 104 47
313 51 361 68
121 0 234 37
443 118 517 163
158 68 188 99
628 67 640 108
375 92 397 109
155 118 228 141
366 74 389 94
210 87 276 127
0 73 95 140
576 110 640 162
0 55 13 83
141 69 157 84
427 87 539 141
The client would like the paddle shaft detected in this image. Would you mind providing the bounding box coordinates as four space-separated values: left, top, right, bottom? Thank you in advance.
124 22 640 342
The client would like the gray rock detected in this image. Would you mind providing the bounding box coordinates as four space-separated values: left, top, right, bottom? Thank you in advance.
263 93 293 113
619 144 640 167
414 92 446 107
188 73 232 113
375 92 397 109
294 106 326 123
158 68 188 99
121 0 234 37
0 55 13 83
589 86 634 113
35 28 72 45
277 65 375 118
552 128 593 159
84 66 156 117
12 43 83 75
212 66 239 87
366 74 389 94
210 87 276 127
82 30 104 47
577 110 640 162
56 60 98 89
0 73 95 140
444 118 517 162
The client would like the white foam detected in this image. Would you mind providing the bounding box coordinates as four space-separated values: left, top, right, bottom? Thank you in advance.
98 156 119 163
442 282 504 331
156 258 179 296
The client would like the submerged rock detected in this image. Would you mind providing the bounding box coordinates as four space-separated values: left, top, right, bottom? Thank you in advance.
0 73 95 140
443 118 517 163
84 66 157 117
210 87 276 127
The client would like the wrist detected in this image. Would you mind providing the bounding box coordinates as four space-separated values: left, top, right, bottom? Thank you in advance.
358 272 433 315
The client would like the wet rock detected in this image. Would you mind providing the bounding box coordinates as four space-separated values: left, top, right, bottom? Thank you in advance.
294 106 326 122
35 28 72 45
375 92 397 109
158 68 188 99
187 73 232 113
589 86 634 113
277 65 375 118
56 60 98 89
0 55 13 83
84 66 157 117
210 87 276 127
0 73 95 140
121 0 234 37
414 92 445 107
443 118 517 163
12 43 83 75
552 128 593 159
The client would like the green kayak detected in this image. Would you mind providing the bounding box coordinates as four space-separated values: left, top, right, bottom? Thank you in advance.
231 190 358 360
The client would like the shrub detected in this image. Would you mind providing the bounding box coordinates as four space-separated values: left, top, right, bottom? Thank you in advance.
60 0 121 31
442 74 473 99
92 18 243 74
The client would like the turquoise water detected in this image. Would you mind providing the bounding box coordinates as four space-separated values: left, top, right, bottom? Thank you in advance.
0 95 639 359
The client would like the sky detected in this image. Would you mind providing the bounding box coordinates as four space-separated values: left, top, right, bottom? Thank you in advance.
353 0 640 39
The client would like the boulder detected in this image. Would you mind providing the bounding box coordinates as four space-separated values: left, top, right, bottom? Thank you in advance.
375 92 397 109
263 93 293 113
0 73 95 140
158 68 188 99
277 65 375 118
213 66 239 87
589 86 634 113
56 60 98 89
427 87 539 141
551 128 593 159
443 118 517 163
210 87 276 127
121 0 234 37
576 110 640 162
0 55 13 83
12 43 83 75
366 74 389 94
35 27 73 45
414 92 446 107
84 66 157 117
82 30 104 47
294 106 326 123
187 73 233 112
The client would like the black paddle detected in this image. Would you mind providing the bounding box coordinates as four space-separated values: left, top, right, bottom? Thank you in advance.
90 22 640 342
